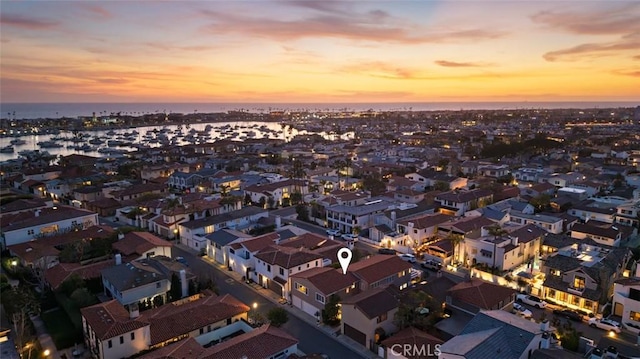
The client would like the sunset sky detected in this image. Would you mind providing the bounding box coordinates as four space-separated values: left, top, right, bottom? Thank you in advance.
1 0 639 103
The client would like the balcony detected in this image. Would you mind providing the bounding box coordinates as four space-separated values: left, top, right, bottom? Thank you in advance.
567 286 584 295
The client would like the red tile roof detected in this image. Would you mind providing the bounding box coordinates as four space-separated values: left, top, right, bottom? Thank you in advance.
254 245 323 269
140 292 250 345
45 260 113 289
81 300 147 340
398 213 450 229
8 241 59 264
349 255 412 284
199 324 298 359
137 337 204 359
381 327 444 358
112 232 172 257
342 287 399 319
447 278 516 310
240 233 279 253
291 267 357 295
0 198 49 216
0 205 97 232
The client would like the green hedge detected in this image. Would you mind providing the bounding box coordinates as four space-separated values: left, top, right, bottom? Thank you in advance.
41 309 83 350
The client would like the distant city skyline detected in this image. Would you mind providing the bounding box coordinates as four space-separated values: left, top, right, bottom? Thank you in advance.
1 1 639 103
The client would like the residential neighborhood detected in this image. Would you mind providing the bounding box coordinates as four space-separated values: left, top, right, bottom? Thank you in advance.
2 105 640 359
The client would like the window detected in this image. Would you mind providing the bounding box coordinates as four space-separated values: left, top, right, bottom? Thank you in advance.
229 248 235 255
572 295 580 306
27 229 35 235
307 263 310 268
550 269 561 276
120 336 124 344
548 289 556 298
573 275 586 290
279 268 284 276
267 265 271 272
377 313 388 323
584 300 593 310
199 328 204 334
630 311 640 322
316 293 325 304
295 283 308 295
156 282 161 289
108 340 112 348
131 333 135 341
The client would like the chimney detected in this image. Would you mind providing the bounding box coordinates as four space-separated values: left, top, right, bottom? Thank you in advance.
540 332 550 349
115 253 122 265
408 222 414 229
540 319 550 332
34 210 41 217
511 236 518 246
118 233 125 240
391 211 397 227
275 215 282 229
180 269 188 298
129 303 140 319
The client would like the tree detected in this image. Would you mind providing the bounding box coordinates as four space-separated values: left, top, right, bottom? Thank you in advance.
434 181 450 191
70 288 96 308
362 175 386 196
322 294 341 325
258 196 266 209
267 196 275 209
60 274 86 296
394 291 441 331
296 204 310 222
169 273 182 301
446 233 463 265
488 225 509 271
530 194 551 213
290 192 303 204
244 193 252 205
267 307 289 327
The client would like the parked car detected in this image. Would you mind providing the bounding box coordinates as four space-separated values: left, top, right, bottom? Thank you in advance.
552 309 583 322
341 233 358 241
421 259 442 271
175 256 188 266
512 303 533 319
588 318 621 333
516 294 547 308
398 253 416 263
378 248 397 255
326 229 341 237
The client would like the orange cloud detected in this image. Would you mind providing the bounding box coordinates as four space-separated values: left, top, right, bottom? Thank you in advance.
543 40 640 62
435 60 488 68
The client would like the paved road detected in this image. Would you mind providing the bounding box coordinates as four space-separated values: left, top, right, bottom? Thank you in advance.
172 246 368 358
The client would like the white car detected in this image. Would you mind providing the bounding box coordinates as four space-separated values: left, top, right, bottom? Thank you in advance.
341 233 358 241
516 294 547 308
588 318 621 333
326 229 341 237
398 254 416 263
512 303 532 319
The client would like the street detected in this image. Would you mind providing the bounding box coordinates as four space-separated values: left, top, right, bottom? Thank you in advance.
172 246 368 359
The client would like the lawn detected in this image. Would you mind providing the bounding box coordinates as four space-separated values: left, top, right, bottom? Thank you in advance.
41 309 83 350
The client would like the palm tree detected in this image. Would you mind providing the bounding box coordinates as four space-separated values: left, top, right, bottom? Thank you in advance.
487 225 509 272
446 232 463 265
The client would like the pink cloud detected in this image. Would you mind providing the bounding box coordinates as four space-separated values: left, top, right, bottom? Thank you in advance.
0 13 59 30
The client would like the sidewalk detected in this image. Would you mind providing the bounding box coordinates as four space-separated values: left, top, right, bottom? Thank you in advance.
30 315 60 359
177 244 378 359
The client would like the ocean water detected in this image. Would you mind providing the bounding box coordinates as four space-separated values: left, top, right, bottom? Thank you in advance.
1 102 637 120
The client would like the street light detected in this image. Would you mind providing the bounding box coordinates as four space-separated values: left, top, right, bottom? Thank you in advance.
11 260 17 267
252 302 258 310
43 349 51 357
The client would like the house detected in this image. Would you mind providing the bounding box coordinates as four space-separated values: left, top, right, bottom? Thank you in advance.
508 211 564 234
168 169 220 191
45 260 113 290
477 164 510 178
615 201 640 228
227 232 280 280
0 197 51 219
341 287 400 350
81 291 250 359
178 206 269 250
462 224 545 271
445 278 517 314
0 206 99 248
326 198 394 235
290 266 359 321
244 179 308 207
349 255 413 291
435 189 493 216
395 213 451 251
253 244 324 299
7 240 60 272
438 311 554 359
521 182 556 198
394 189 426 204
612 278 640 333
136 324 298 359
543 172 585 188
570 222 625 247
540 243 631 314
109 183 166 201
568 200 617 224
112 232 172 261
380 326 444 359
101 256 194 309
405 170 467 191
204 229 251 265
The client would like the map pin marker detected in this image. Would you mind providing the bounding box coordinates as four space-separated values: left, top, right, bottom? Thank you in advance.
337 248 352 275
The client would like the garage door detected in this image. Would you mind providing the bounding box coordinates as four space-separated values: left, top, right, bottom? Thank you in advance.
301 300 318 317
344 323 366 346
293 296 302 309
